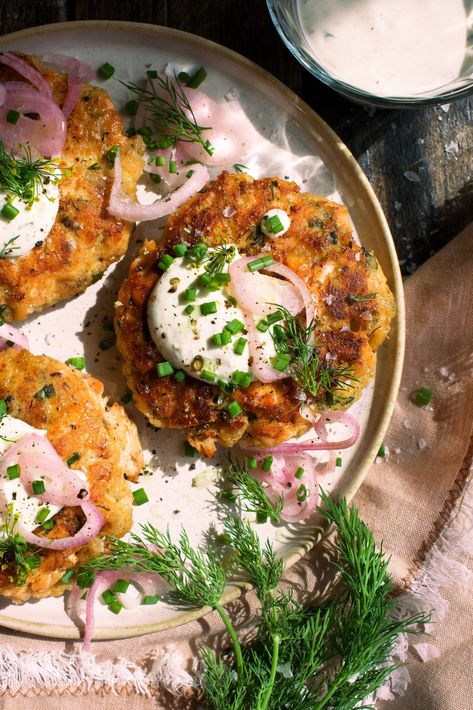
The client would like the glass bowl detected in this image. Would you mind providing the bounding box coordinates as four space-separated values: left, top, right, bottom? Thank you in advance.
267 0 473 108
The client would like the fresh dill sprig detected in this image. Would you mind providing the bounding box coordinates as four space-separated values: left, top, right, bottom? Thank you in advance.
0 504 41 586
204 245 236 276
0 235 20 259
271 305 358 406
80 491 430 709
124 73 214 155
0 139 59 208
223 456 283 524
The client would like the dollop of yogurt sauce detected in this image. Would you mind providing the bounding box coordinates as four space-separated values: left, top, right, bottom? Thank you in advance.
0 416 61 532
148 247 279 384
0 162 61 258
298 0 468 97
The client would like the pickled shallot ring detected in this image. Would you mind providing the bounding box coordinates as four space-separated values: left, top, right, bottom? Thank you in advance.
228 256 304 317
108 150 210 221
240 307 287 383
0 322 29 351
0 52 53 98
43 53 95 118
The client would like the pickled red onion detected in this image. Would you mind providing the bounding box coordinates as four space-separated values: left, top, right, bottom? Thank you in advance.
228 256 304 317
240 308 287 383
0 433 104 550
0 52 53 98
43 53 95 118
0 323 29 351
264 261 316 333
67 570 169 650
108 150 209 222
0 82 66 156
143 143 189 190
0 84 5 106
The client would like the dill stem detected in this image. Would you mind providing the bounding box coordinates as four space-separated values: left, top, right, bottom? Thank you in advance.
214 602 244 682
258 632 280 710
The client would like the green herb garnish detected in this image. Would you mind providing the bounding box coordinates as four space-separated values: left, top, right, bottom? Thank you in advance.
0 139 59 209
0 505 41 586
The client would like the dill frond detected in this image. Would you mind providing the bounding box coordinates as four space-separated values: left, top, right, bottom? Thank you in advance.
0 139 59 208
0 505 41 586
223 457 283 524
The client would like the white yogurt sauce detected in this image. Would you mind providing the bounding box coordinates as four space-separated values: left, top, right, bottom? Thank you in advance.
0 166 61 258
147 248 278 384
0 416 60 533
298 0 467 96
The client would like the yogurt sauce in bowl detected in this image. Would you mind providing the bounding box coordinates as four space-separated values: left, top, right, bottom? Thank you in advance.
297 0 468 98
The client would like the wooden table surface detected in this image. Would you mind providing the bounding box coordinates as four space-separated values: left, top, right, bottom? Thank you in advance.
1 0 472 274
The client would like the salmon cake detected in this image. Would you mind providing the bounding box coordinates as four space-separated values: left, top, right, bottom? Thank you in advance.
0 53 144 321
0 348 142 603
115 171 395 457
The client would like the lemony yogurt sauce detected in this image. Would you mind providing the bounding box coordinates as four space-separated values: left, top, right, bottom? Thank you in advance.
147 248 279 384
298 0 467 96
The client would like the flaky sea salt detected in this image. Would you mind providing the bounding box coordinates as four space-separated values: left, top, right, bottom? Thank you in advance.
417 438 427 450
403 171 420 183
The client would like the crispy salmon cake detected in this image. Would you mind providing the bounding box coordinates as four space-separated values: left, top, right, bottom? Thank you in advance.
0 348 142 603
0 53 144 321
115 171 395 457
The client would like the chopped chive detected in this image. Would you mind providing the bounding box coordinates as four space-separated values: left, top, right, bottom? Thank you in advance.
137 126 152 138
272 324 287 343
224 319 244 335
105 145 119 166
262 456 273 472
200 301 217 316
266 310 284 325
173 243 188 257
246 457 257 470
227 400 242 417
184 287 196 302
142 595 160 605
265 214 284 234
199 273 212 288
6 109 20 125
186 66 207 89
6 464 20 480
296 484 308 502
124 99 139 115
1 203 19 221
97 62 115 79
77 569 96 589
247 256 274 272
233 337 247 355
186 169 195 179
0 400 7 417
150 174 162 184
32 480 45 495
232 370 252 388
146 69 158 79
101 589 116 605
65 356 85 370
156 361 174 377
295 466 304 479
111 579 130 594
201 369 216 382
256 512 268 524
168 160 177 174
220 330 231 346
414 387 433 406
272 353 291 372
66 452 80 467
155 154 166 166
184 441 196 457
60 569 74 584
212 333 223 347
157 253 174 271
41 519 55 531
36 507 51 524
336 457 343 467
188 243 208 260
108 599 123 615
256 319 270 333
157 137 173 149
218 379 236 393
183 304 195 315
132 488 149 506
377 443 385 458
214 272 231 285
174 370 186 382
121 389 133 404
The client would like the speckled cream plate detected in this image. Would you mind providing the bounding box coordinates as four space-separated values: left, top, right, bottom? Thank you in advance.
0 22 404 640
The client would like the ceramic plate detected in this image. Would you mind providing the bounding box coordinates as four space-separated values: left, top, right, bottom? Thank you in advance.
0 22 404 640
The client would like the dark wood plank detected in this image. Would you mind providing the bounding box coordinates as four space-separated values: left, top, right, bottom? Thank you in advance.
1 0 471 272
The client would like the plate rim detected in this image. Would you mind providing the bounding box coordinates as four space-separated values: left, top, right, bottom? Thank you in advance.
0 19 405 640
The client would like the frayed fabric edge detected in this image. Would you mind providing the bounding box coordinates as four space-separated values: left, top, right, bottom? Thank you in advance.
371 461 473 704
0 645 195 697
